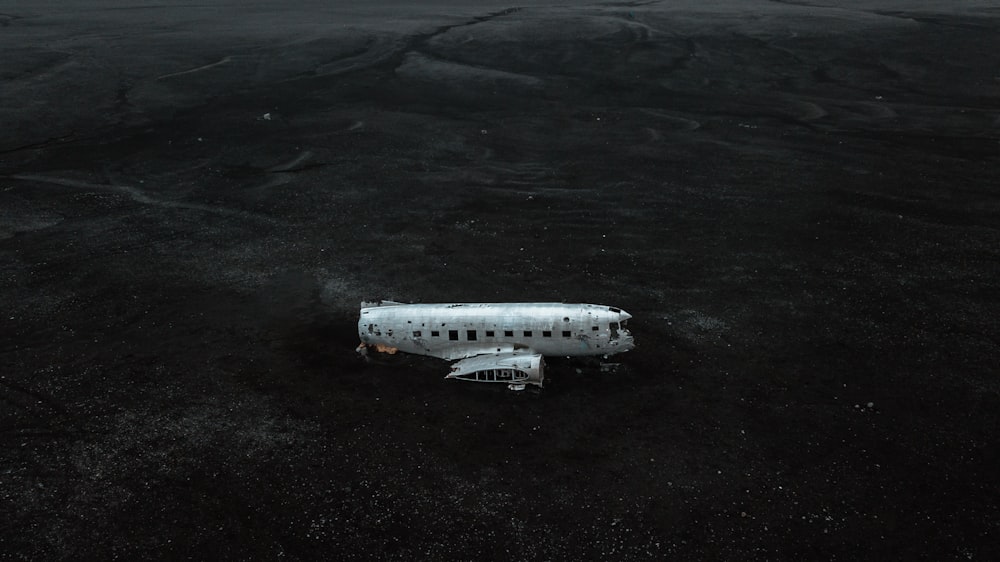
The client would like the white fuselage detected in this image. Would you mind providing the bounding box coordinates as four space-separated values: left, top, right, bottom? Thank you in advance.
358 302 634 361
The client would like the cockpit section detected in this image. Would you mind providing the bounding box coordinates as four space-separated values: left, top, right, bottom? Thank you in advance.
609 316 634 351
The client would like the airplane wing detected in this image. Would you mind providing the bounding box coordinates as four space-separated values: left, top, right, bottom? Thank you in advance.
444 351 545 388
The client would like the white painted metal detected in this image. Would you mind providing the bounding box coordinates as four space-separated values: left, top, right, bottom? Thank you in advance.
446 351 545 386
357 302 635 388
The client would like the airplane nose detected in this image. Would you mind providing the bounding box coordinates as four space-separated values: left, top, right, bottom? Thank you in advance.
620 310 632 321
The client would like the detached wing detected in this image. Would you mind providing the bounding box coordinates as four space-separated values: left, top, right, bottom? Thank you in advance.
445 351 545 387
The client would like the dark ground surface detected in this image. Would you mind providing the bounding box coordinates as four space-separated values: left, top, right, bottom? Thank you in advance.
2 1 999 559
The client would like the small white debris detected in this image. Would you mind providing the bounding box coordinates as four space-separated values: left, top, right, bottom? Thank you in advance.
480 129 488 134
867 402 874 408
197 137 203 142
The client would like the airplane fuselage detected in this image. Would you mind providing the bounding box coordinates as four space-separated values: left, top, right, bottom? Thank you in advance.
358 302 634 361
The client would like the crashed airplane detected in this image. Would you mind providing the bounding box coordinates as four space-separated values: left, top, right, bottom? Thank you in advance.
357 302 635 390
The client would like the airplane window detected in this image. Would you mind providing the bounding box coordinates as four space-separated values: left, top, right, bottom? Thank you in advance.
562 330 571 337
467 330 477 341
524 330 532 337
431 331 440 337
449 330 459 341
504 330 514 337
413 330 421 337
485 330 495 337
542 331 552 337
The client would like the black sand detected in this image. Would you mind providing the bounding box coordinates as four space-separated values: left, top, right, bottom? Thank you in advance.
2 1 998 559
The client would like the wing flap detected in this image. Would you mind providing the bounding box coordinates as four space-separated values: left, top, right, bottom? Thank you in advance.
445 351 545 387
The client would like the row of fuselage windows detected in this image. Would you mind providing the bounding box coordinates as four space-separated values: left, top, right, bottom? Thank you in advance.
411 327 600 340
